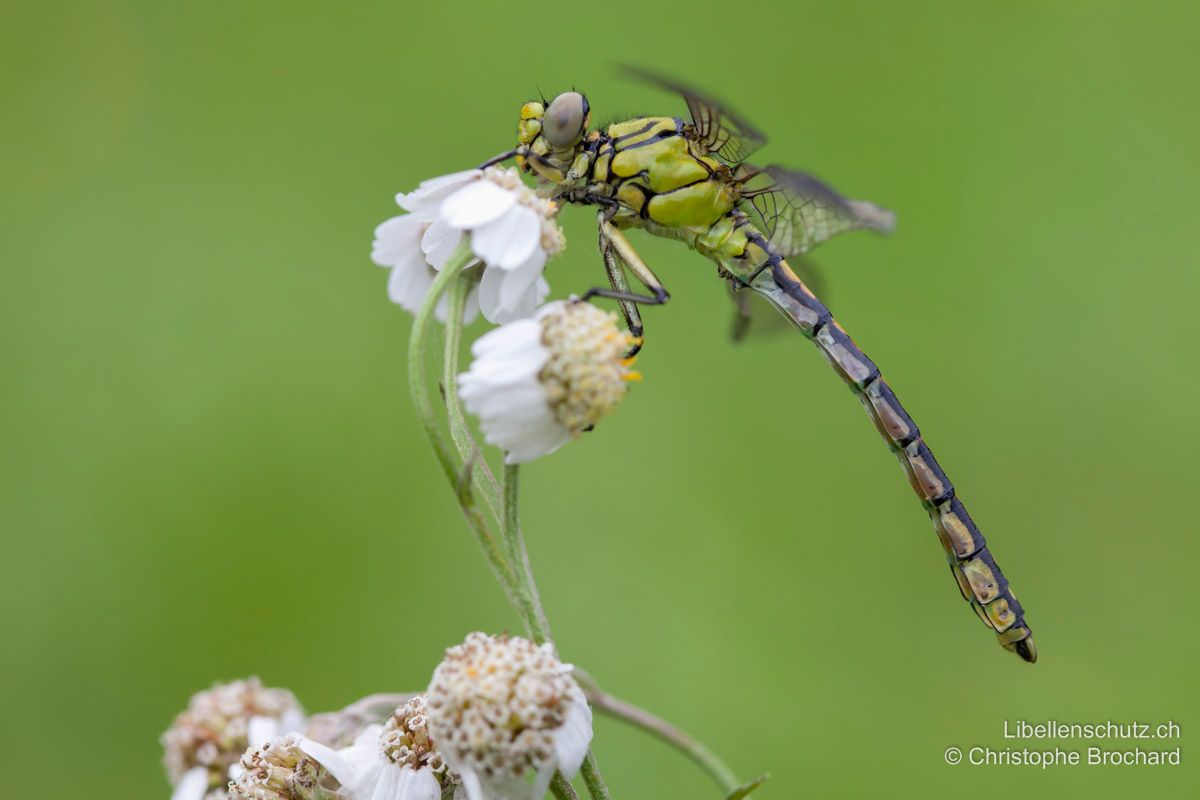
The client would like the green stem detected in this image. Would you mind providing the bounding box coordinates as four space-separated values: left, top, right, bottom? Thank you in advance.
408 244 518 598
500 462 552 642
579 754 611 800
550 773 580 800
498 463 610 799
442 275 502 518
585 689 740 793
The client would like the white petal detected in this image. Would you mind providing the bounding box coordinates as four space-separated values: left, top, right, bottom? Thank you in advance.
171 767 209 800
469 205 540 269
394 765 441 800
440 181 516 229
496 250 547 317
421 218 463 268
347 760 386 800
369 761 401 800
502 420 573 464
477 256 545 325
531 765 555 800
247 715 279 746
458 321 547 388
372 216 427 268
338 724 385 773
476 264 506 322
490 286 539 325
298 736 358 789
486 776 533 799
458 769 486 800
462 381 550 424
388 261 436 313
552 686 594 779
396 169 481 212
469 317 543 356
487 278 552 327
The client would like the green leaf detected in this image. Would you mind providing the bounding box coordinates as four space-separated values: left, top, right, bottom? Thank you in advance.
725 774 770 800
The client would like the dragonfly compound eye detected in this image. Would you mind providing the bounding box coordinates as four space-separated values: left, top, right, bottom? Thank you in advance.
543 91 589 148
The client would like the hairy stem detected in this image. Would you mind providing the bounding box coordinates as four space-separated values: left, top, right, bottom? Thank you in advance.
408 244 518 598
501 462 552 642
442 274 502 518
579 754 611 800
586 689 740 793
550 773 580 800
499 463 610 799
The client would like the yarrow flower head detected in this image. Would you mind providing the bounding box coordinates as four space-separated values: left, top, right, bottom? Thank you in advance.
425 632 593 800
161 677 306 800
458 300 640 463
372 167 560 324
229 735 338 800
307 696 458 800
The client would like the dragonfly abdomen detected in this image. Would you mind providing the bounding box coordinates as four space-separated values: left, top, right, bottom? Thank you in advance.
741 248 1036 662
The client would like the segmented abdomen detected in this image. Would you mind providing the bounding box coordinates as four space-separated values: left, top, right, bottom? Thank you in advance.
752 258 1036 662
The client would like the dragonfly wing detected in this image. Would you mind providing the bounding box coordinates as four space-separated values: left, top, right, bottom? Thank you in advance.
741 165 896 256
619 65 767 163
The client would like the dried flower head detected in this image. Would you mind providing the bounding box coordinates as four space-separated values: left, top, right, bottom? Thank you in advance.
299 695 454 800
229 736 332 800
161 677 305 800
425 633 592 800
379 696 449 778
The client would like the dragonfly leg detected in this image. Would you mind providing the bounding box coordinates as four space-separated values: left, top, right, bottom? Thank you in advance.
585 216 671 307
582 215 670 354
598 224 643 339
729 286 754 342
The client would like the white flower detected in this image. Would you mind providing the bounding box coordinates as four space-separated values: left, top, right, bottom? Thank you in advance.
372 168 559 324
373 170 481 323
425 633 593 800
162 678 307 800
458 301 640 463
303 696 459 800
229 735 340 800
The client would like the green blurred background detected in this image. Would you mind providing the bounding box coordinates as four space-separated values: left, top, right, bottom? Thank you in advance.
3 1 1197 797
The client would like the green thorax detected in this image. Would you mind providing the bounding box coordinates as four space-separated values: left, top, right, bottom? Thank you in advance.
588 116 739 233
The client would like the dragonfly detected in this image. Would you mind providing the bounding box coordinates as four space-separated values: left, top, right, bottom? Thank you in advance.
480 69 1036 663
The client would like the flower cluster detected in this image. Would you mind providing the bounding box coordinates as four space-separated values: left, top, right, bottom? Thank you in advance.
162 634 591 800
459 300 640 463
426 632 592 800
372 167 562 324
162 678 306 800
378 696 449 778
228 736 327 800
325 695 456 800
374 167 646 463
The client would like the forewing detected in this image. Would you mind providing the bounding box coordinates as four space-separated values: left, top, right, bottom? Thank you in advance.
620 66 767 163
742 165 896 256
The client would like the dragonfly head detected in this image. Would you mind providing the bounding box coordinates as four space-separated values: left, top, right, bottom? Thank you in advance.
516 91 591 184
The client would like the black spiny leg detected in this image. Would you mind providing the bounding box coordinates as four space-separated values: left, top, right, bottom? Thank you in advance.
581 212 670 356
729 284 754 343
599 237 643 337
